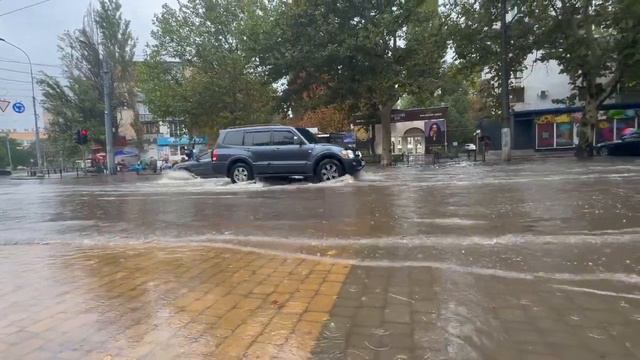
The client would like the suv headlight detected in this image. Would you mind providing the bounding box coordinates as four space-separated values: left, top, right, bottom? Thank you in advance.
340 150 355 159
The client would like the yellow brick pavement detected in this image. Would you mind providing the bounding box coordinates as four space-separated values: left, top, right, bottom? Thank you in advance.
0 245 351 359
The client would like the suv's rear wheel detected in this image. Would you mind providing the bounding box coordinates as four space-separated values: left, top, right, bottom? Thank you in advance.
315 159 344 182
230 163 254 183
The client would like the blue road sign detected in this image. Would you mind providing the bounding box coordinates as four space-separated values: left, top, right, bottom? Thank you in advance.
12 101 25 114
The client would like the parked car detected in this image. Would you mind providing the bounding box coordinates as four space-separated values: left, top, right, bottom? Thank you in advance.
173 151 216 178
211 125 365 183
464 143 477 151
596 130 640 156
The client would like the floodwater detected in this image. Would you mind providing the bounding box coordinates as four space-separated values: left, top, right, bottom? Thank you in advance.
1 158 640 359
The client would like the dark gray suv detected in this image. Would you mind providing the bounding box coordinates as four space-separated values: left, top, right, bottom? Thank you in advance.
211 125 365 183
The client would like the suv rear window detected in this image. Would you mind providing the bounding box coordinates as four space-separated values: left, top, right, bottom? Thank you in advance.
244 131 271 146
222 131 244 146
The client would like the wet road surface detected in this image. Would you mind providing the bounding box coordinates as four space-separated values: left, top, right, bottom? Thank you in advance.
1 158 640 359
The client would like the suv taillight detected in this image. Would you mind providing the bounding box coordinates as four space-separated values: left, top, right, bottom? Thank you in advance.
212 149 219 162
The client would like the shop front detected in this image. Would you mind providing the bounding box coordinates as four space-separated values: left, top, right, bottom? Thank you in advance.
513 104 640 150
156 135 208 162
352 107 448 156
535 113 580 150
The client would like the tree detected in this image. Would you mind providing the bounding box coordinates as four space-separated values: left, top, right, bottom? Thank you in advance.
261 0 446 165
530 0 640 157
399 66 478 145
0 137 35 169
445 0 537 159
38 0 137 151
289 106 351 134
138 0 277 138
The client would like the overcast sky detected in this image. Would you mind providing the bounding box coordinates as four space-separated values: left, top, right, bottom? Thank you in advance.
0 0 177 131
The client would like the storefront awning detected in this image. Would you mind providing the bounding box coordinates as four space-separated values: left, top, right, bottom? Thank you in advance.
157 136 208 146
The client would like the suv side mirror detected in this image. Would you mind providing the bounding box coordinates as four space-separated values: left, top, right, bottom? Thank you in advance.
294 136 302 146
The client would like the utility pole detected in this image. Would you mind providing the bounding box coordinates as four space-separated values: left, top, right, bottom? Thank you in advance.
3 133 12 170
500 0 512 161
102 54 115 175
0 38 43 171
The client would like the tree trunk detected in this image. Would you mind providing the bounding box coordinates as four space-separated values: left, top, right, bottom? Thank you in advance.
576 98 597 158
379 103 394 166
499 0 511 162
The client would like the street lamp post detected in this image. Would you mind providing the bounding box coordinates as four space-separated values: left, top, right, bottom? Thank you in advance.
0 37 43 172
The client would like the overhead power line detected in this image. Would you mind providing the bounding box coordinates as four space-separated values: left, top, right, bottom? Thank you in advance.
0 76 32 84
0 58 63 69
0 67 64 79
0 0 54 17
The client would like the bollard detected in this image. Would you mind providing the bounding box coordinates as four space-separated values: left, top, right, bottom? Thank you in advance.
76 167 79 177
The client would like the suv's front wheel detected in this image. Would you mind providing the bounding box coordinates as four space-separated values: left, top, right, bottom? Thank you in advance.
230 163 254 184
315 159 344 182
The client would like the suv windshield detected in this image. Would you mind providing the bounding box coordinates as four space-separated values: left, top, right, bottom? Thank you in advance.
295 128 317 144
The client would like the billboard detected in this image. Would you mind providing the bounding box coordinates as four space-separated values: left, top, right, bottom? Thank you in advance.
424 119 446 146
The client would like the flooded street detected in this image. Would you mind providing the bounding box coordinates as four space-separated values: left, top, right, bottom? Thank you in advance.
1 158 640 359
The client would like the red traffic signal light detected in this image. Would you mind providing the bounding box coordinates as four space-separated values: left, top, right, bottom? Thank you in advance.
75 129 89 145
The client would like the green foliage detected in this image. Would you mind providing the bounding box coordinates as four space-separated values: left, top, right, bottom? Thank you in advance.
531 0 640 109
445 0 537 120
0 137 35 169
528 0 640 154
264 0 445 111
138 0 278 137
258 0 446 163
38 0 137 150
399 66 477 144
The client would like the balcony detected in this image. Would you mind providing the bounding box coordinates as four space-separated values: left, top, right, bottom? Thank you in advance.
139 113 155 122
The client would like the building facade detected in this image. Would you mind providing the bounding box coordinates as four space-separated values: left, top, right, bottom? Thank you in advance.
136 95 207 162
353 107 449 155
481 53 640 151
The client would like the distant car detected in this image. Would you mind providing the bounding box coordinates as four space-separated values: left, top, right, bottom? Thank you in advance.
464 143 477 151
596 130 640 156
212 125 365 183
173 151 216 178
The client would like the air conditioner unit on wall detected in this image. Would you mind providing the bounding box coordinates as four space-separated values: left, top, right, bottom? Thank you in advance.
538 90 549 99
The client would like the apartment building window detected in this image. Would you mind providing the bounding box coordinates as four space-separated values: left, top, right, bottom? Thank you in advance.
510 71 525 103
510 86 525 103
142 122 159 135
168 121 183 137
511 71 523 87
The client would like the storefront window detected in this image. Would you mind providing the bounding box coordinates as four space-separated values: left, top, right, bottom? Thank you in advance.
596 120 614 144
536 123 554 148
391 136 403 154
555 122 573 147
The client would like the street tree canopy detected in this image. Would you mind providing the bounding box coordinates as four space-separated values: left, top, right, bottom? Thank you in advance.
445 0 537 119
38 0 137 153
257 0 446 165
529 0 640 156
138 0 277 138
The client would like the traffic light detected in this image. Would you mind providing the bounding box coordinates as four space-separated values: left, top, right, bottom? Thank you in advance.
74 129 89 145
80 129 89 145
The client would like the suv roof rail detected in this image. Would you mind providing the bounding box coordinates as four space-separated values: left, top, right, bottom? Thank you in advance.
226 123 283 130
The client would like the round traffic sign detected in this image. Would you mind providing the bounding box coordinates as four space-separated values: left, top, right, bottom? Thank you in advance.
12 101 25 114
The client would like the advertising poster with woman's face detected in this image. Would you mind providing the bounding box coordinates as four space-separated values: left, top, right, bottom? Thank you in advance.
425 120 446 145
